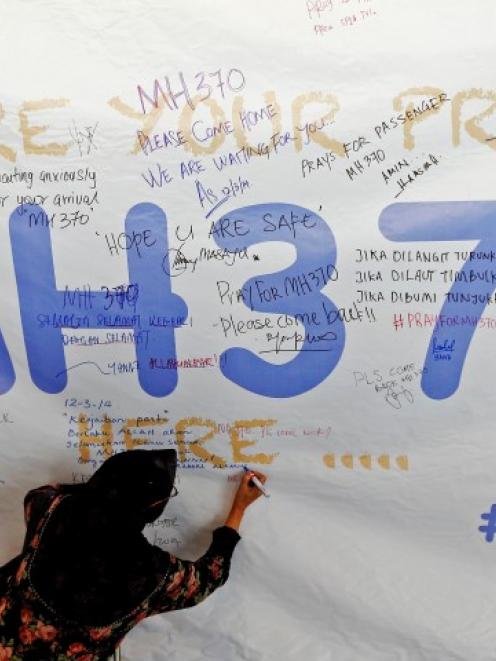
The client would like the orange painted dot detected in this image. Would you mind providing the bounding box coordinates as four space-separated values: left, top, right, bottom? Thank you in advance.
359 454 372 469
341 454 353 469
377 454 390 470
323 453 335 468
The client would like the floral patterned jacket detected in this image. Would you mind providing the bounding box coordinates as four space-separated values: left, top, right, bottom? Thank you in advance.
0 486 241 660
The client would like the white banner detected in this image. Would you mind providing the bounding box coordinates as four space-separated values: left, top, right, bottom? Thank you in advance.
1 1 495 658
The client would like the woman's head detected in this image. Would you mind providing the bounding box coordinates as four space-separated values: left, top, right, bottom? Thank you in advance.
30 449 179 624
85 449 177 527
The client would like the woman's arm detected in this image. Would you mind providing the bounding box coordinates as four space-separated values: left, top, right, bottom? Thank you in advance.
224 469 268 531
146 469 267 616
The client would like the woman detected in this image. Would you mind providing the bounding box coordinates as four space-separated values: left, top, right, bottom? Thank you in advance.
0 449 267 660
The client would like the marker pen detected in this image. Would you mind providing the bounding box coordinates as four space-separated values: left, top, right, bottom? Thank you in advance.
243 465 270 498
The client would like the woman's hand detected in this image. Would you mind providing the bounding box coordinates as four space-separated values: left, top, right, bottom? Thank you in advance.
232 470 267 510
224 469 268 531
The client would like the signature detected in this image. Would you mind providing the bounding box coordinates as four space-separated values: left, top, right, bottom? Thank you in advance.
55 361 111 379
0 412 14 424
432 336 455 354
375 381 414 409
69 121 99 157
161 243 253 277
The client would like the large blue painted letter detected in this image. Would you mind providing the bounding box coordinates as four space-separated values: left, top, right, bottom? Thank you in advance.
10 203 187 396
0 331 15 395
212 203 345 397
380 201 496 399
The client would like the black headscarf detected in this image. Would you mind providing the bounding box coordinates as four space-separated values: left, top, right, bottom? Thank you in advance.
30 449 177 625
